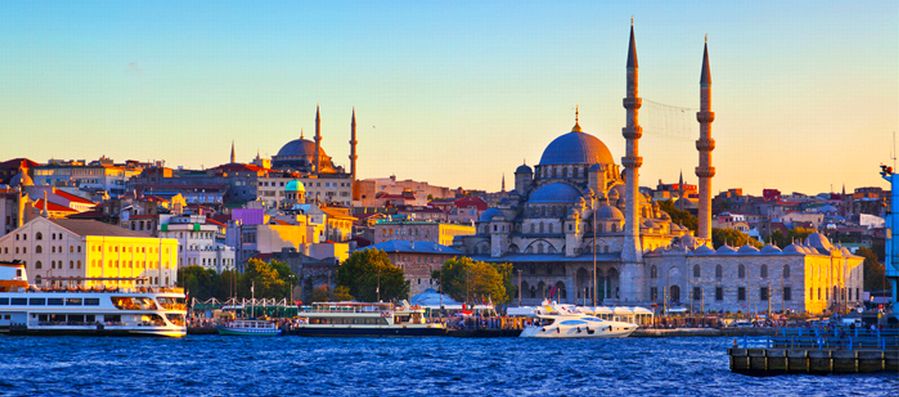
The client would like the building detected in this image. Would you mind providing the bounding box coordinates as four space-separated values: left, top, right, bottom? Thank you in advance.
356 176 456 208
0 217 179 289
158 214 236 273
375 221 475 246
257 174 353 208
32 157 145 198
360 240 461 297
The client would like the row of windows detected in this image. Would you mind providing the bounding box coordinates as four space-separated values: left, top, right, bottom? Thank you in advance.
0 297 100 306
649 286 794 303
258 181 350 188
649 264 793 280
33 260 82 270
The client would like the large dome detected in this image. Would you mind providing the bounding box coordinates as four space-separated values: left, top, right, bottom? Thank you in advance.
276 138 326 158
528 182 582 204
539 131 614 166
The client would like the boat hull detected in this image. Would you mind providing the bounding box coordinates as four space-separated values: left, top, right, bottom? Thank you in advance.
217 326 282 336
519 326 636 338
293 326 446 337
3 325 186 338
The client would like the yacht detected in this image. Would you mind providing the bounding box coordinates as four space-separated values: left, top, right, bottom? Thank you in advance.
217 319 281 336
0 262 187 338
519 301 638 338
294 301 446 337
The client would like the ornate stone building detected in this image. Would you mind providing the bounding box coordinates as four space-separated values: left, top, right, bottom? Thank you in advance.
458 25 864 315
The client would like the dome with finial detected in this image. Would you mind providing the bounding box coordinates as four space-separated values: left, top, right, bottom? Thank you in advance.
285 179 305 193
538 109 615 166
515 162 533 175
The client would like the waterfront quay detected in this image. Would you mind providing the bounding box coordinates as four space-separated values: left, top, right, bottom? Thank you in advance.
729 327 899 375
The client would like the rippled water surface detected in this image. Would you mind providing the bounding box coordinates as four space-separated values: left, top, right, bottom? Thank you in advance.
0 335 896 396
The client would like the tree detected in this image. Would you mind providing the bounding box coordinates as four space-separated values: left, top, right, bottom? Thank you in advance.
241 258 293 299
659 200 697 232
337 250 409 302
712 227 762 249
177 266 220 301
309 285 354 302
434 257 512 304
857 247 886 292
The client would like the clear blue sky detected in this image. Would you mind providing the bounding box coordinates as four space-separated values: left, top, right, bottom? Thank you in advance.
1 1 897 194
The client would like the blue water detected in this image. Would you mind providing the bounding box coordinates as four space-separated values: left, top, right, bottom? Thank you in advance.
0 336 895 396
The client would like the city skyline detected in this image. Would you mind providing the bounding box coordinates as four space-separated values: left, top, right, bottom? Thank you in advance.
1 1 897 194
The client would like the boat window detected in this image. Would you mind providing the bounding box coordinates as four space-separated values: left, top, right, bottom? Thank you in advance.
111 297 158 310
104 314 122 325
165 313 185 326
47 298 64 305
85 314 96 323
65 298 83 306
11 298 27 305
84 298 100 306
0 298 8 305
29 298 46 306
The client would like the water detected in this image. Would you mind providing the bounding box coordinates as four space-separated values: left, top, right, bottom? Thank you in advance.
0 336 895 396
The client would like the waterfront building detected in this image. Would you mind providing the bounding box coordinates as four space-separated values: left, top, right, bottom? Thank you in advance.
359 240 461 297
374 220 475 246
0 217 178 289
158 214 236 272
458 25 865 315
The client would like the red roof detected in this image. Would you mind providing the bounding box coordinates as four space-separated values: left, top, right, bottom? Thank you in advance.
454 196 488 211
54 190 96 205
33 199 77 213
206 218 226 227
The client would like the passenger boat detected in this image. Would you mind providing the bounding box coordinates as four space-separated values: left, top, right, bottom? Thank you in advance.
518 301 638 338
294 301 446 337
217 319 281 336
0 262 187 338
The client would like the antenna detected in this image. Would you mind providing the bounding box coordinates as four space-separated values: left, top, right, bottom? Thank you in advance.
893 131 897 170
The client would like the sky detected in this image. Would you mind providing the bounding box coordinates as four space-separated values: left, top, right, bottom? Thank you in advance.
1 1 897 195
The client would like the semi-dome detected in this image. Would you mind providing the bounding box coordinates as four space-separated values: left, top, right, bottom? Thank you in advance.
596 204 624 220
277 138 323 158
528 182 582 204
515 164 533 174
760 244 783 254
716 245 737 254
539 131 615 166
285 179 305 192
692 245 715 255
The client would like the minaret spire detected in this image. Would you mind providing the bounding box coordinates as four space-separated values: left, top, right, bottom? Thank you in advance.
230 141 236 164
349 107 359 199
696 37 716 243
620 20 644 303
572 105 583 132
314 105 322 176
501 174 506 192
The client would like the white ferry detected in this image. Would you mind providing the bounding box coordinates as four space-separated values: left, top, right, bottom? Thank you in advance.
519 301 638 339
294 301 446 337
0 261 187 338
217 319 281 336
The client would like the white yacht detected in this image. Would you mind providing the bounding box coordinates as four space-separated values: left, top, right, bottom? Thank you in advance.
294 301 446 337
0 261 187 338
519 301 638 338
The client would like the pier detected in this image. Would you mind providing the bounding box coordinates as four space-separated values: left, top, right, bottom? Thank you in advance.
729 327 899 375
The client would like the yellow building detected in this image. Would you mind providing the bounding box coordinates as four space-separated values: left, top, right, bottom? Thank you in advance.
0 217 179 289
374 221 475 246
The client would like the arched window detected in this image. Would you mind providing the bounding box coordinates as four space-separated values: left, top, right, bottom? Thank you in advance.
35 245 42 254
35 232 42 240
650 265 657 279
35 261 42 269
715 264 723 280
693 264 701 278
783 264 790 278
34 275 42 285
738 264 746 279
539 223 544 233
761 264 768 278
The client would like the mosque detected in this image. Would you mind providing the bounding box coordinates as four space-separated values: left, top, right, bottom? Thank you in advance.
459 24 864 315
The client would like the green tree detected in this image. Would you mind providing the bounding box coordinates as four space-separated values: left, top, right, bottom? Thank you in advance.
856 247 886 292
712 227 762 249
434 257 511 304
337 250 409 302
177 265 219 301
241 258 293 299
658 200 697 232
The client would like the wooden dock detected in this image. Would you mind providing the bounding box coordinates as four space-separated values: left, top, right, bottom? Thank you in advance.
729 328 899 375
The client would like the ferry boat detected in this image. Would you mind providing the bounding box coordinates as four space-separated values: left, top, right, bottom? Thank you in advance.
217 319 281 336
519 301 638 338
294 301 446 337
0 261 187 338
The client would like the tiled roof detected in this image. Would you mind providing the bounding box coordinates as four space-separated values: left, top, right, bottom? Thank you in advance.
51 219 152 238
33 199 77 213
54 190 96 205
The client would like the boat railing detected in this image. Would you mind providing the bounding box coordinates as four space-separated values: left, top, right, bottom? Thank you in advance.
734 327 899 352
22 286 185 295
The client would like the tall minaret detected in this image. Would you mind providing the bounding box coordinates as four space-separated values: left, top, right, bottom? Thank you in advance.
230 141 236 164
349 108 358 182
501 174 506 192
695 37 715 243
314 105 322 176
620 19 644 303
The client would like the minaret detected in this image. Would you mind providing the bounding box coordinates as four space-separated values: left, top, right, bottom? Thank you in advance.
695 37 715 243
349 108 358 182
230 141 236 164
314 105 322 176
42 190 49 218
678 170 685 198
620 19 644 303
501 174 506 192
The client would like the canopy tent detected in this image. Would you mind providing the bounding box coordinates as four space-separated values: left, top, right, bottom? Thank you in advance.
410 288 461 309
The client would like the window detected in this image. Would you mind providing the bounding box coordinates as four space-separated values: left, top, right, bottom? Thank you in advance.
35 232 42 240
36 245 42 254
715 265 722 280
692 287 701 301
783 265 790 278
693 265 701 278
650 266 657 279
737 287 746 301
84 298 100 306
783 287 792 301
0 298 8 305
650 287 658 301
29 298 46 306
760 287 769 301
35 261 42 270
761 264 768 278
11 298 27 305
65 298 83 306
738 264 745 279
715 287 723 301
47 298 63 305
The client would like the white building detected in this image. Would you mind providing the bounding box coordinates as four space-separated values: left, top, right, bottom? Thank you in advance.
158 214 235 273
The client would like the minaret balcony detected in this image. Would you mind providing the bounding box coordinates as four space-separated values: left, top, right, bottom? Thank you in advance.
696 111 715 123
695 166 716 178
695 138 716 151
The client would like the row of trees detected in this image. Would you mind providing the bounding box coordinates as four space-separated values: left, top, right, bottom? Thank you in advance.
177 258 295 301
